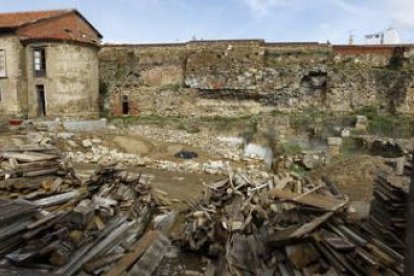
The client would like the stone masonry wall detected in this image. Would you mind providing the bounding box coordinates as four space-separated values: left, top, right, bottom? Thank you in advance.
99 41 414 117
26 42 100 119
0 35 27 117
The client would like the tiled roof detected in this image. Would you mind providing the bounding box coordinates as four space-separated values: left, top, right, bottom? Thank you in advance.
0 9 102 45
0 9 70 29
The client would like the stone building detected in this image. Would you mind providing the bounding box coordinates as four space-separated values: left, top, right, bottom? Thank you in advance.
0 9 102 119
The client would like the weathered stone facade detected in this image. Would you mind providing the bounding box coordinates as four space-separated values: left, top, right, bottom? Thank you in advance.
26 42 99 118
100 41 414 117
0 35 27 116
0 9 101 119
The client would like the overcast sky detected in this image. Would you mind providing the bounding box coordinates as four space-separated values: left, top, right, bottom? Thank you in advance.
1 0 414 44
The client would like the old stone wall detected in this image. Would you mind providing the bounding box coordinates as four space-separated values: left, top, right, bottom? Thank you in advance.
99 41 414 117
0 35 27 117
26 42 99 118
99 44 186 116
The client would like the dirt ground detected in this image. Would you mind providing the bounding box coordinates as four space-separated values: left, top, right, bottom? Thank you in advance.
111 134 221 163
74 163 222 207
309 154 393 202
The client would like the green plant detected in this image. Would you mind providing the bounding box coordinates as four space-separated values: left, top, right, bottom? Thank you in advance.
240 117 258 142
290 164 306 176
279 142 303 155
159 83 182 92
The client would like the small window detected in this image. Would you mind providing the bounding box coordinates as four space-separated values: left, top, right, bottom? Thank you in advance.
0 50 6 78
121 95 129 115
33 48 46 77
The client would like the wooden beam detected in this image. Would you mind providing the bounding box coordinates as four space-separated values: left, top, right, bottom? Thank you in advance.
104 230 159 276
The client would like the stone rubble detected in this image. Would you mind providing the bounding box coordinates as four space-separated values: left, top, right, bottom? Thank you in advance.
26 131 273 183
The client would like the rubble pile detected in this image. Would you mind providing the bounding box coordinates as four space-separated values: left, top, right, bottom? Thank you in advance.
180 170 404 275
369 173 409 253
0 140 408 275
0 147 168 275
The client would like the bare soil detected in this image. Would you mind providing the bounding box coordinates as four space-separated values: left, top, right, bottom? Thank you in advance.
309 154 393 202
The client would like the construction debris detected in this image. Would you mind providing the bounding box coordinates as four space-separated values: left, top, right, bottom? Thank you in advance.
0 146 168 275
179 169 405 275
369 172 409 254
0 143 408 275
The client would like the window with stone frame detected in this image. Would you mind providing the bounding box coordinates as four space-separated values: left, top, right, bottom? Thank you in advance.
33 47 46 77
0 50 6 78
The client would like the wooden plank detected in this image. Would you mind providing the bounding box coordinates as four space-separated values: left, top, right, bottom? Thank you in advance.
268 188 348 211
2 152 58 162
83 253 124 273
290 212 334 238
127 231 171 276
269 212 334 243
55 216 127 276
32 190 83 207
104 230 159 276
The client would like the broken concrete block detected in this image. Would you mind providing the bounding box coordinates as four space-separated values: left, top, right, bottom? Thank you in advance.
67 140 78 148
327 137 342 156
82 139 93 148
355 115 368 131
92 138 102 144
341 128 351 137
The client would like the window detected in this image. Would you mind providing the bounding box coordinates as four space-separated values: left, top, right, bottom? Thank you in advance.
0 50 6 78
0 87 2 102
33 48 46 77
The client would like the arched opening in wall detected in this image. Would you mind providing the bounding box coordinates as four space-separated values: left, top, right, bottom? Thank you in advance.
121 95 129 115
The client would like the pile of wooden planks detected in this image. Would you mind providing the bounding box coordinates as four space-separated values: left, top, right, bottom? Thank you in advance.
369 173 409 253
180 170 405 275
0 146 170 275
0 145 408 275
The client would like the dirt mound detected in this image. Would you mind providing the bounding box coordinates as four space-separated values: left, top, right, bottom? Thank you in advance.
309 154 393 202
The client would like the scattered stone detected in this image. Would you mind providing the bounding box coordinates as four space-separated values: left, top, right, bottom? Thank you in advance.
82 139 93 148
355 115 368 131
92 138 102 144
327 137 342 156
341 128 351 137
57 132 75 139
301 153 320 170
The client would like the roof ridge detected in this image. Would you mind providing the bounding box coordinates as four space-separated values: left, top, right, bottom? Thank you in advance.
0 9 73 16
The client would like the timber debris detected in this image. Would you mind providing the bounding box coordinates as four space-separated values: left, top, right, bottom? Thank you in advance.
179 169 405 275
0 147 166 275
0 145 408 275
368 172 409 254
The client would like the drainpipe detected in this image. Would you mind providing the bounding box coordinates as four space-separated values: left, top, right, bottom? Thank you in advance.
404 151 414 275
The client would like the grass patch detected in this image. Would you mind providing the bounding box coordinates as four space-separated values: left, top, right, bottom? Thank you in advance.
159 83 182 92
279 142 303 155
355 107 414 138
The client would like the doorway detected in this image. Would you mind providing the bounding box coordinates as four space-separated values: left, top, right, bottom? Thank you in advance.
122 95 129 115
36 85 46 116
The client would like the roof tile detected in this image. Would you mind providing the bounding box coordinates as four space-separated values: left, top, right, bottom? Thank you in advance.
0 9 70 29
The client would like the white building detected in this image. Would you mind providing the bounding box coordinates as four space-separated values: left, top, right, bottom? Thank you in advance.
364 28 402 45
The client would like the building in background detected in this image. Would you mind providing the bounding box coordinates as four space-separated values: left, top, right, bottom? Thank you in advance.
0 9 102 119
364 27 402 45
